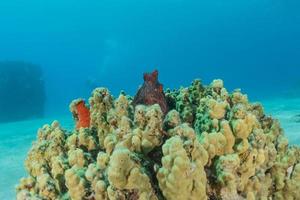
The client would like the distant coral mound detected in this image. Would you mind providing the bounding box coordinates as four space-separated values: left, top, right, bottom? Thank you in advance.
0 61 45 122
16 76 300 200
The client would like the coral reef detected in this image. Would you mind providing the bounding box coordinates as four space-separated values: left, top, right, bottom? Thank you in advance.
0 61 45 123
17 76 300 200
133 70 168 115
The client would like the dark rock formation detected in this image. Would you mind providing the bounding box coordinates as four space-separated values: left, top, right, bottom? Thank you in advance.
0 61 45 122
133 70 168 114
292 114 300 123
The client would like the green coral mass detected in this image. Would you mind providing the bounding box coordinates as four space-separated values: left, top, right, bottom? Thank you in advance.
17 79 300 200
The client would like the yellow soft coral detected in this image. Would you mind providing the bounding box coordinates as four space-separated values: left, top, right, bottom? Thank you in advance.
157 135 208 200
107 147 157 200
89 87 114 146
65 167 88 200
215 154 241 199
207 98 228 120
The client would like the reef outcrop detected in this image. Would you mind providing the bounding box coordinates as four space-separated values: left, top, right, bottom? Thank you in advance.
17 75 300 200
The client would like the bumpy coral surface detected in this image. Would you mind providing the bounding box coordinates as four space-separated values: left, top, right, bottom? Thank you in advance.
17 78 300 200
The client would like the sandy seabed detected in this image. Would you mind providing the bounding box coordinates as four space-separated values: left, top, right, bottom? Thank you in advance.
0 116 73 200
0 98 299 200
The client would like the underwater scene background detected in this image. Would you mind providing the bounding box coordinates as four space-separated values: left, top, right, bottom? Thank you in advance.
0 0 300 199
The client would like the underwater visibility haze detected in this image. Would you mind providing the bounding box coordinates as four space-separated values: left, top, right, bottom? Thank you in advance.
0 0 300 199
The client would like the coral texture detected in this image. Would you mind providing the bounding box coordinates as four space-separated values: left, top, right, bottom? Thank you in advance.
17 78 300 200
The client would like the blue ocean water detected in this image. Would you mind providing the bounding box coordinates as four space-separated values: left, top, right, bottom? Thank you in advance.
0 0 300 199
0 0 299 116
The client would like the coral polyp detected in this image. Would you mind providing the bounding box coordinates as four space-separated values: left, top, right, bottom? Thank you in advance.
17 77 300 200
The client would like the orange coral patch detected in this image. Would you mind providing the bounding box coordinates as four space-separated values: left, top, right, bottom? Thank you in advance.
75 101 91 129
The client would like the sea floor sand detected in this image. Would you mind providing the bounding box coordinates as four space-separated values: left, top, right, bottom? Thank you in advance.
262 97 300 145
0 98 299 199
0 116 73 200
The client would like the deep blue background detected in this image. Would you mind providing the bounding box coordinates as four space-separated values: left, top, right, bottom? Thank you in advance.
0 0 299 115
